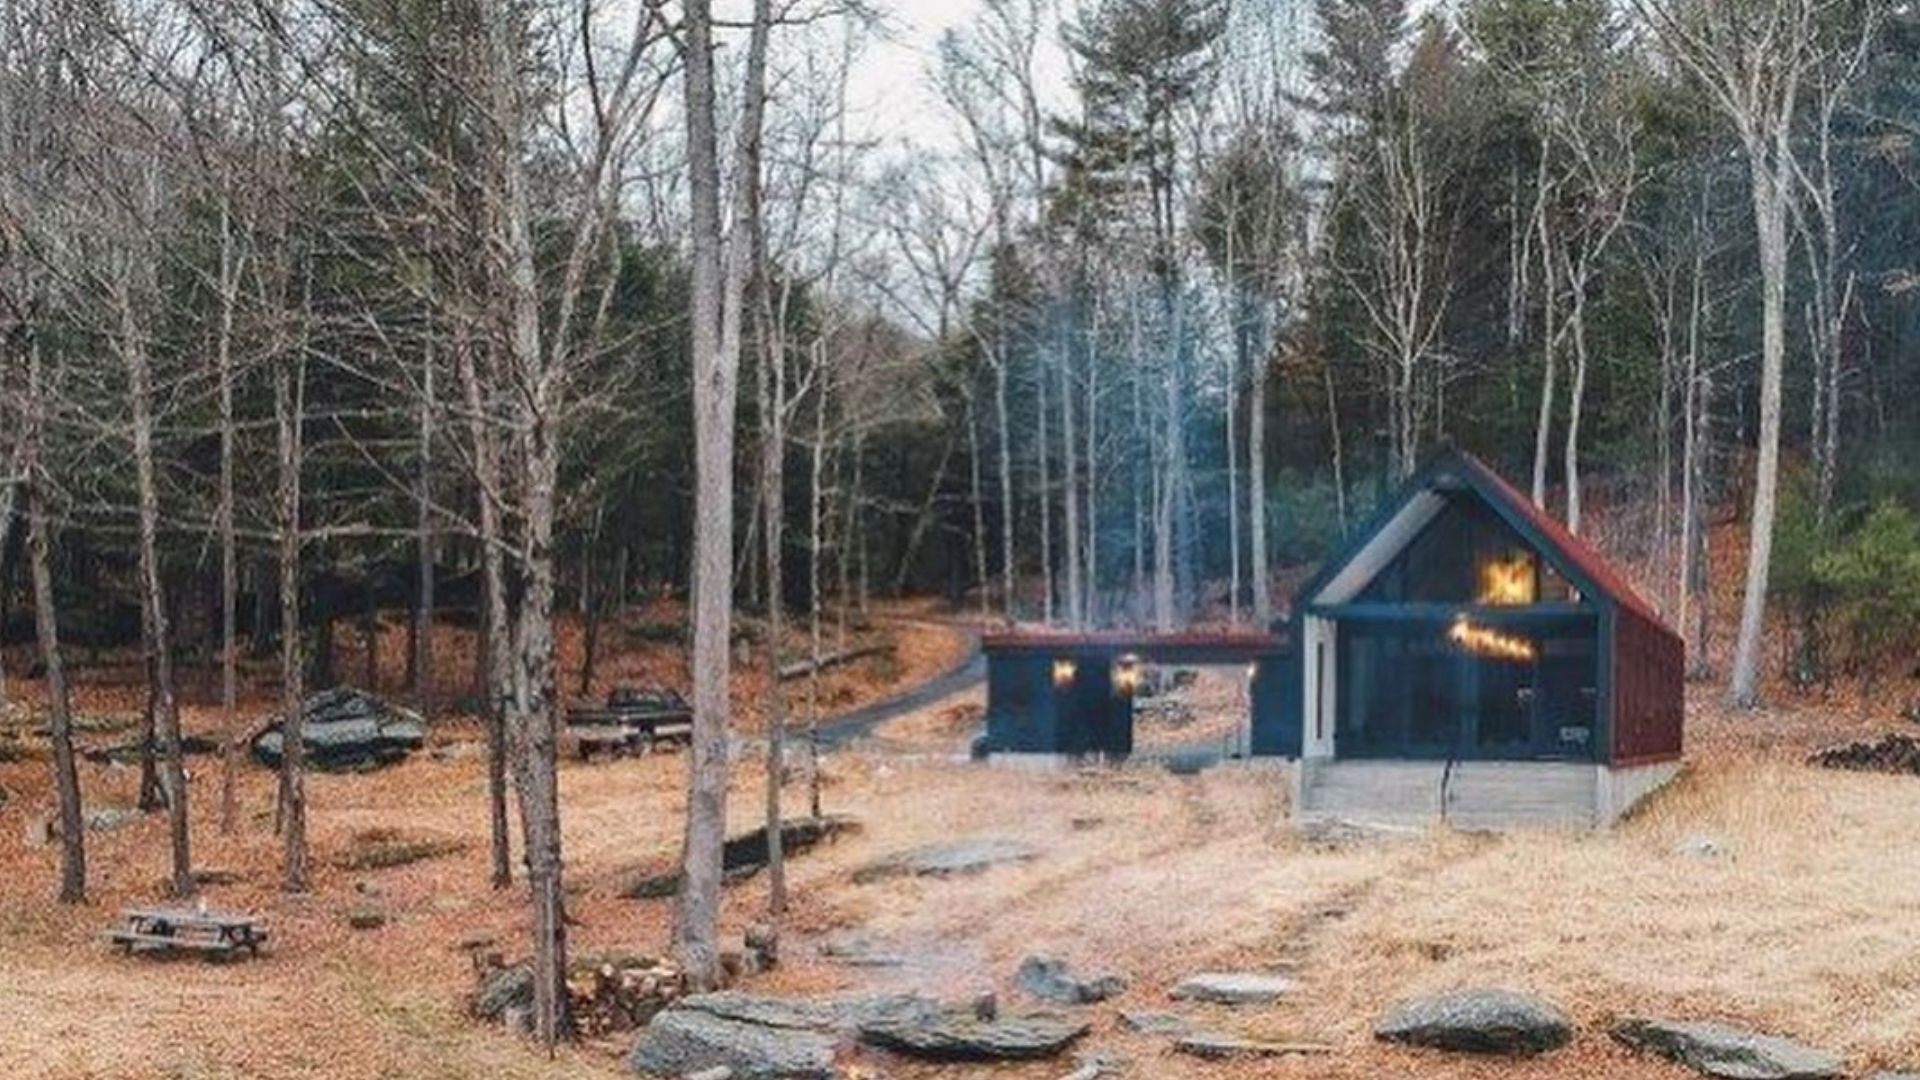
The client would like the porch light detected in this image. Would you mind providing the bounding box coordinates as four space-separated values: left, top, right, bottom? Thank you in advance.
1052 658 1077 687
1113 654 1141 696
1448 615 1536 662
1478 554 1535 606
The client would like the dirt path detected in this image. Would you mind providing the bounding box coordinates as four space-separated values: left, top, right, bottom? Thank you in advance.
815 621 983 749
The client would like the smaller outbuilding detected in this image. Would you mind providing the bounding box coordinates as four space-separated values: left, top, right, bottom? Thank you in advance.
979 631 1289 760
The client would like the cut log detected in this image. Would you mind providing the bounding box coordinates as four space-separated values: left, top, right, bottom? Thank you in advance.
776 644 891 681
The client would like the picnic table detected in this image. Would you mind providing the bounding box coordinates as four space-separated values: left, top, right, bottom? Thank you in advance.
106 906 268 960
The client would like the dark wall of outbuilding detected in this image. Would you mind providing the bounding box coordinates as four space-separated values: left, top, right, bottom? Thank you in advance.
1610 607 1685 765
1250 647 1300 757
985 655 1057 752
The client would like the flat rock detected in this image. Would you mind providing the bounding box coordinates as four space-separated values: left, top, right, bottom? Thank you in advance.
1376 988 1572 1055
629 1008 839 1078
858 1010 1089 1061
853 837 1038 883
1169 972 1297 1005
1017 955 1128 1005
1118 1009 1200 1036
1613 1018 1844 1079
1175 1032 1335 1060
622 817 859 899
86 806 145 833
677 991 938 1033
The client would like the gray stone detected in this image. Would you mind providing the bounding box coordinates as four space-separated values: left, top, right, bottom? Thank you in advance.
1866 1073 1920 1080
472 966 533 1020
853 837 1039 883
1612 1018 1844 1079
1375 988 1572 1055
857 1011 1089 1061
683 1068 734 1080
1017 955 1128 1005
1169 972 1297 1005
1174 1033 1336 1060
1118 1010 1199 1036
629 1009 838 1078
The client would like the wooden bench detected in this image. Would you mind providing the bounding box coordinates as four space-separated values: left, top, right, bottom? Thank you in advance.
106 906 268 960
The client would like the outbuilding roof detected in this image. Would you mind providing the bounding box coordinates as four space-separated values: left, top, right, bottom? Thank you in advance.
1295 448 1673 632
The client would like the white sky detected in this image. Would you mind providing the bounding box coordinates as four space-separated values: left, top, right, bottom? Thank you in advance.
839 0 1072 155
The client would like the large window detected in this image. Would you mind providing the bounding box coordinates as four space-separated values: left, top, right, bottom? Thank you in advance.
1335 617 1599 761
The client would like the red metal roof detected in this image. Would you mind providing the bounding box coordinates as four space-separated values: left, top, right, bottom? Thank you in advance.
1447 451 1669 630
982 629 1288 661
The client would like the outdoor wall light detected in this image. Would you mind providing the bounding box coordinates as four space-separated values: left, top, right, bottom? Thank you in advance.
1052 658 1077 687
1113 655 1141 696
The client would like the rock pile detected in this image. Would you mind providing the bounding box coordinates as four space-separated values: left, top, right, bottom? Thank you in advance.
1808 733 1920 776
252 688 427 771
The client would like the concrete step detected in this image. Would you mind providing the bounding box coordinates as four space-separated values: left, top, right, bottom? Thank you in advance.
1300 760 1601 831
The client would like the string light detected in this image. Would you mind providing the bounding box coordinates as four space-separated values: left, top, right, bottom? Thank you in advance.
1448 615 1536 661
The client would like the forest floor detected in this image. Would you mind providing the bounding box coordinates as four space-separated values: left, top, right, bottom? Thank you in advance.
0 588 1918 1079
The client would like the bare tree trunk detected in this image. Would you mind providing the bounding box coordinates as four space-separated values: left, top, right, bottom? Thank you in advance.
1225 288 1242 624
1249 304 1271 627
457 320 512 889
215 200 241 836
1530 177 1558 509
1562 266 1591 536
119 267 192 896
751 195 788 918
276 354 308 893
806 365 827 820
415 340 435 723
1728 148 1790 708
994 360 1015 621
967 395 989 619
1059 325 1081 627
26 336 85 904
1322 351 1347 532
1036 356 1053 623
1084 304 1099 625
678 0 770 992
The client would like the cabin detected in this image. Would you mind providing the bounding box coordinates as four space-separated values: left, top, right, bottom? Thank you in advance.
978 631 1291 760
1268 449 1684 829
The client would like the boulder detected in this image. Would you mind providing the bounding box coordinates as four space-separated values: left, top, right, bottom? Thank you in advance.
472 966 534 1021
817 932 906 969
1169 972 1297 1006
1612 1018 1844 1079
629 1008 839 1078
1375 989 1572 1055
853 837 1039 884
1017 955 1128 1005
857 1010 1090 1062
629 993 938 1079
252 688 427 771
1175 1033 1336 1059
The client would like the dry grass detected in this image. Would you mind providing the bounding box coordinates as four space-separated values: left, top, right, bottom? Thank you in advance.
2 590 1918 1078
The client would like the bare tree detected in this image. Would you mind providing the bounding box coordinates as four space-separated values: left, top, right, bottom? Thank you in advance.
1632 0 1837 707
677 0 772 991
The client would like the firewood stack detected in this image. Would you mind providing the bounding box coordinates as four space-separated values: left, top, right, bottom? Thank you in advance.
565 955 687 1037
1808 733 1920 775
